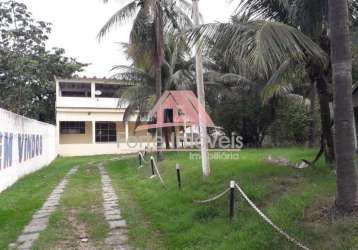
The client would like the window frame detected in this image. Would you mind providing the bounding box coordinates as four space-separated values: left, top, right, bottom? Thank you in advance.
60 121 86 134
95 122 117 143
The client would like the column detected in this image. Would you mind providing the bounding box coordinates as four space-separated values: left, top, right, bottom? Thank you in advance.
91 82 95 98
92 120 96 144
183 124 187 148
190 125 194 147
125 121 129 142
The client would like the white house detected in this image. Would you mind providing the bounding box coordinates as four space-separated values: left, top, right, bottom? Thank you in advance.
55 77 155 156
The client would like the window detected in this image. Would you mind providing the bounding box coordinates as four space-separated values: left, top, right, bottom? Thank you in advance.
95 84 128 98
60 122 85 134
60 82 91 97
96 122 117 143
164 109 173 123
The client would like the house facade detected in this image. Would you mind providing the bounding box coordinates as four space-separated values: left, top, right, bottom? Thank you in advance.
56 77 155 156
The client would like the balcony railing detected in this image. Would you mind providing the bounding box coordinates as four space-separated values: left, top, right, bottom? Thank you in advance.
56 96 129 109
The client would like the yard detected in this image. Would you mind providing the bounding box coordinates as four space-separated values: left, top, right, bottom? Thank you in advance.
1 148 357 249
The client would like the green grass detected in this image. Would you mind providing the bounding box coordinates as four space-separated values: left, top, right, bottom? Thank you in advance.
106 148 358 250
0 155 108 250
1 149 358 249
33 163 110 249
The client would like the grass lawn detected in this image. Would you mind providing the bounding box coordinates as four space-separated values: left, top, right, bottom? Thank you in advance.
106 148 358 250
33 163 110 249
0 155 108 250
1 149 358 250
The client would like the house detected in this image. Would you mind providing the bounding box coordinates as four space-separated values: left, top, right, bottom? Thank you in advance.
136 90 215 148
55 77 154 156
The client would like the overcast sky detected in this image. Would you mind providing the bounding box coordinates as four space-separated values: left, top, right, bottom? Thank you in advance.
20 0 233 77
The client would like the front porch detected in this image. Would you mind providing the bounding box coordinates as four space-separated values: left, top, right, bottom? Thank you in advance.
58 121 155 156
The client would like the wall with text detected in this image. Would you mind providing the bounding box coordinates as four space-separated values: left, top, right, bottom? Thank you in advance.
0 108 57 193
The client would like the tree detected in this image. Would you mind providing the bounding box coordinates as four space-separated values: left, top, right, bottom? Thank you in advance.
192 0 210 177
99 0 192 153
99 0 192 98
236 0 336 164
207 87 274 147
0 1 86 123
112 36 194 118
329 0 357 213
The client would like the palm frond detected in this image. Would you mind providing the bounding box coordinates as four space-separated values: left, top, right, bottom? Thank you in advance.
261 59 296 103
187 19 327 78
121 85 156 122
204 71 257 89
98 0 138 40
234 0 292 21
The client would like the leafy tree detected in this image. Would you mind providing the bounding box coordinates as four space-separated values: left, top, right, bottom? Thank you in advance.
269 99 311 146
207 87 273 147
0 1 86 123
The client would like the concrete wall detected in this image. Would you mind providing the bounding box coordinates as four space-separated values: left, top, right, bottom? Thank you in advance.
0 108 57 193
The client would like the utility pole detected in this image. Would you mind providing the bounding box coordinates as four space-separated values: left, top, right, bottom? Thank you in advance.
192 0 210 177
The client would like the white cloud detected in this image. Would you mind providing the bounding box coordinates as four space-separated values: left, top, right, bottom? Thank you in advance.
20 0 233 77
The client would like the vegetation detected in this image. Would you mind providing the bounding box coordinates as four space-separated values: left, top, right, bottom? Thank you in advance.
0 156 104 249
0 150 357 249
33 164 110 249
0 1 86 123
1 0 358 246
105 150 358 249
98 0 358 213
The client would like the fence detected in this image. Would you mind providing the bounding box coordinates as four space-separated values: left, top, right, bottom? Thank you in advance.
0 108 57 193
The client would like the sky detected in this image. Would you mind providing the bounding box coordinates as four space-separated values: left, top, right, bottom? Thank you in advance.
20 0 233 78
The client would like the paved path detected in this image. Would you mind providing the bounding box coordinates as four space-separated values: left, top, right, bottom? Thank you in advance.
98 164 130 250
10 166 79 250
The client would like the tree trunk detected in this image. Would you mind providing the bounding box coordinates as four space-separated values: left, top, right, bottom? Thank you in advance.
193 0 210 177
154 1 164 157
329 0 357 213
308 83 317 148
316 76 335 164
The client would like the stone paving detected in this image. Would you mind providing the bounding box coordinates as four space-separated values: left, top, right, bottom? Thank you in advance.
98 164 130 250
9 166 79 250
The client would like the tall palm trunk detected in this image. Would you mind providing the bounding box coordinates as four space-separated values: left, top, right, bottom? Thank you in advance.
329 0 357 213
193 0 210 177
154 1 164 154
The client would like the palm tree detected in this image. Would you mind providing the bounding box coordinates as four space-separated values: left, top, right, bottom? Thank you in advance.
188 15 327 87
111 37 195 148
328 0 357 213
236 0 335 164
99 0 193 152
99 0 192 98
